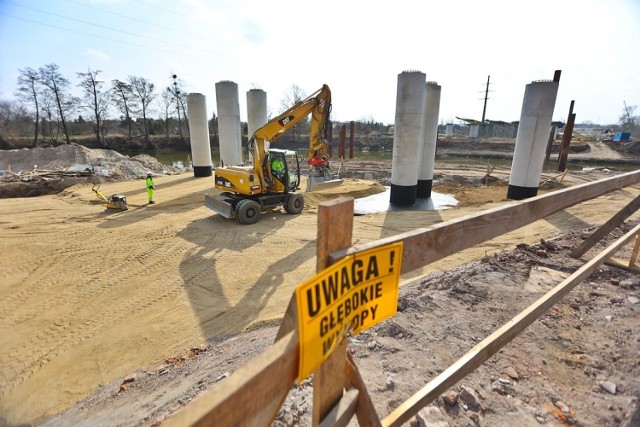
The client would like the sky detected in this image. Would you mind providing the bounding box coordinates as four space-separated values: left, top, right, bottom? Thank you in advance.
1 0 639 126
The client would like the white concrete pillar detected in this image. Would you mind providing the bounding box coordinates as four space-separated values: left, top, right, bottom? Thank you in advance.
215 81 243 166
445 124 453 137
390 70 426 206
247 89 267 141
469 124 480 138
507 79 560 199
246 89 267 165
186 93 213 177
417 81 441 198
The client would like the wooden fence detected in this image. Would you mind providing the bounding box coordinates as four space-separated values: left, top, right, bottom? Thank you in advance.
166 169 640 426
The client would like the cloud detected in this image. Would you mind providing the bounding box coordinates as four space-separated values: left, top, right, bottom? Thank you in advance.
82 49 111 63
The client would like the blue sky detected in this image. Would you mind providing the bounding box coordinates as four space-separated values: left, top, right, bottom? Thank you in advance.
1 0 639 126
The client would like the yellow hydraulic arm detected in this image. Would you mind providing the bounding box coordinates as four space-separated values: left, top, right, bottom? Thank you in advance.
251 85 331 189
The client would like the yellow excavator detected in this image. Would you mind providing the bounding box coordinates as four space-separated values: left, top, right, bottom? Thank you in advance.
204 84 341 224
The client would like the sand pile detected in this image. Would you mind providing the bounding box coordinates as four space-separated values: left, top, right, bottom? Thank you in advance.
0 145 183 198
0 144 180 179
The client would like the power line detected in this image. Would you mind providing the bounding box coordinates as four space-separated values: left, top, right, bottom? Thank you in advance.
130 0 261 42
0 12 225 64
4 1 233 58
62 0 216 42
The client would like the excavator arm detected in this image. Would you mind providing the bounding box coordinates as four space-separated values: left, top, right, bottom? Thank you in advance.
251 85 332 189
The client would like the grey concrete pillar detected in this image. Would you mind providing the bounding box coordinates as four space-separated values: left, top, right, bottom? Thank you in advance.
417 81 441 198
507 79 560 200
445 124 453 137
247 89 267 141
186 93 213 177
215 81 243 166
390 70 426 206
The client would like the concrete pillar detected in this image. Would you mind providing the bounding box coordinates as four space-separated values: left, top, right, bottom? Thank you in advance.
246 89 267 164
469 124 480 138
445 124 453 137
507 78 560 200
215 81 243 166
390 70 426 206
186 93 213 177
247 89 267 141
417 81 441 198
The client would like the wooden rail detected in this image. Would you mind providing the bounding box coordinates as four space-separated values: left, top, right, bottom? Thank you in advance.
165 169 640 426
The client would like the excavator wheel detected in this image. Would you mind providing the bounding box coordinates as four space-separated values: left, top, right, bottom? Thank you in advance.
235 199 261 225
285 193 304 215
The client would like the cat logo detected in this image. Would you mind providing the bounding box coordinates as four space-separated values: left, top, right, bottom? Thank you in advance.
278 115 295 126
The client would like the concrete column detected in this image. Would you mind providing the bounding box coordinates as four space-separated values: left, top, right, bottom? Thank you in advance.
390 70 426 206
507 78 560 200
247 89 267 141
186 93 213 177
215 81 243 166
246 89 267 164
445 124 453 137
417 81 441 198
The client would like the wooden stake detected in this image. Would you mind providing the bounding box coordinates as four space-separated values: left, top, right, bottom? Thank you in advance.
313 198 354 426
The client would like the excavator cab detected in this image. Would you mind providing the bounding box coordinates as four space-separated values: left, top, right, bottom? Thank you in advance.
265 149 301 192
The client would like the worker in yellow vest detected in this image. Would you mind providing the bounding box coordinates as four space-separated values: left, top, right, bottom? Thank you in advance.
146 172 155 204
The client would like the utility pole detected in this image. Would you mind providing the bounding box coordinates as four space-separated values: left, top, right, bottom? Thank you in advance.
481 75 490 123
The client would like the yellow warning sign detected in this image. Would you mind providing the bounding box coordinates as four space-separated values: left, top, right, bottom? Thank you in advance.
295 241 403 382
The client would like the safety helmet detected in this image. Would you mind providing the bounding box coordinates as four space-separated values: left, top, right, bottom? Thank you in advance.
147 171 152 177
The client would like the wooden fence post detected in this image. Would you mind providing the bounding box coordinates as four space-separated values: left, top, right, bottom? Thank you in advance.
312 198 354 425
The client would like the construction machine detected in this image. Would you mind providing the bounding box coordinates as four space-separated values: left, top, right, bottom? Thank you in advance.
204 84 342 224
92 184 128 211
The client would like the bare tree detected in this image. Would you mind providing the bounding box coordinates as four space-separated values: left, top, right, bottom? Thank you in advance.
619 102 639 133
279 84 308 143
0 100 32 142
111 79 134 139
38 64 78 144
39 90 59 143
169 75 189 140
128 76 156 148
77 68 109 147
161 87 173 140
15 67 40 147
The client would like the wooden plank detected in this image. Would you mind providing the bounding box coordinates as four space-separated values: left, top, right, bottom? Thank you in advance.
274 294 298 342
570 193 640 258
319 388 359 427
313 197 354 426
605 257 640 273
163 330 298 427
382 222 640 427
330 170 640 272
630 234 640 267
346 352 382 427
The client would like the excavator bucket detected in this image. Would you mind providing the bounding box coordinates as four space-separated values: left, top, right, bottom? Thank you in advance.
305 169 343 192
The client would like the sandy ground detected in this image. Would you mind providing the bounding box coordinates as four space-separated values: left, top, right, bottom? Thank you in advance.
0 159 639 425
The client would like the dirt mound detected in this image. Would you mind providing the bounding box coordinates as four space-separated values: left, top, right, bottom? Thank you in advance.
0 145 181 198
0 144 178 178
304 178 386 206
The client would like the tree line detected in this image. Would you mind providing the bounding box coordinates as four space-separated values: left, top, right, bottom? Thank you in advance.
0 63 399 151
1 64 201 150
